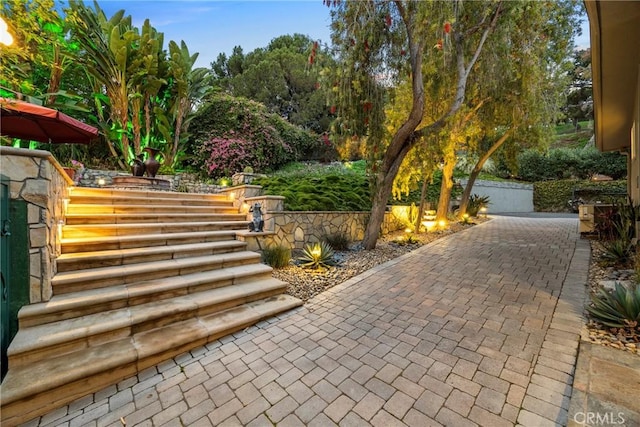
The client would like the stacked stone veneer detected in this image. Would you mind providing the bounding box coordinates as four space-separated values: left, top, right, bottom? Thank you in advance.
0 147 71 303
219 186 407 250
77 168 224 193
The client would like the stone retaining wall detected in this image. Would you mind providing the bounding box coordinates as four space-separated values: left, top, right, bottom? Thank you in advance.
77 168 224 193
224 191 408 250
0 147 71 303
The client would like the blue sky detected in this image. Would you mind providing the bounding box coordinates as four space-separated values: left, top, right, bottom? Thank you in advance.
96 1 334 68
90 1 590 69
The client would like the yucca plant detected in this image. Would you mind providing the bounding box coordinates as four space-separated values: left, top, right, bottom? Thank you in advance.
298 241 336 270
587 283 640 330
262 245 291 269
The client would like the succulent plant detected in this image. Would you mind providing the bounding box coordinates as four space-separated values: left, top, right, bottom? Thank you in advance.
587 282 640 330
299 241 336 270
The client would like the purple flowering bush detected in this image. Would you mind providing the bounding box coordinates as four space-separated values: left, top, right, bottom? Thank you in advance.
201 136 292 178
188 94 331 178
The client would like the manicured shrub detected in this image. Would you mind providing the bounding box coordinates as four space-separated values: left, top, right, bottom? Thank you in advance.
517 147 627 181
534 179 627 212
254 171 371 211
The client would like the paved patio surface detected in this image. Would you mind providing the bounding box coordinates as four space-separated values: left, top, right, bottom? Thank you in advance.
24 215 605 426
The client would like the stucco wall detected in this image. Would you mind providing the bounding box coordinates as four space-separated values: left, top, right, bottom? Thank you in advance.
0 147 70 303
458 179 534 213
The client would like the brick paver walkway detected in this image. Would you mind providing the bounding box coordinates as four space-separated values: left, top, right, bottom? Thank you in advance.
26 215 589 427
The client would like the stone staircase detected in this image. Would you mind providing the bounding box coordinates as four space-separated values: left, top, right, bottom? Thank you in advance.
0 187 302 426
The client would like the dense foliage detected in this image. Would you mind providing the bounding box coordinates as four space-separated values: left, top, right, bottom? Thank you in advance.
533 179 626 212
517 147 627 181
1 0 210 170
211 34 334 134
187 94 334 178
254 171 370 211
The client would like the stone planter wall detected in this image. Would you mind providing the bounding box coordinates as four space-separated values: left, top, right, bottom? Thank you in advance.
77 169 225 194
228 192 407 250
0 147 71 303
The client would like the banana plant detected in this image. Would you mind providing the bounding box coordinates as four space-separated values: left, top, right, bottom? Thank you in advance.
68 1 139 167
166 41 211 167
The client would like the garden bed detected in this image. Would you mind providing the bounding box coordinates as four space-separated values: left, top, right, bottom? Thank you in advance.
275 219 488 302
586 239 639 355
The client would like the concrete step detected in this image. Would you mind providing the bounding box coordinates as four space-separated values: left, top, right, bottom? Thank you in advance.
64 212 247 225
69 187 230 202
0 294 302 426
62 220 249 238
66 204 239 215
9 277 288 367
56 240 248 272
21 263 275 328
70 194 233 207
60 229 241 253
52 251 261 294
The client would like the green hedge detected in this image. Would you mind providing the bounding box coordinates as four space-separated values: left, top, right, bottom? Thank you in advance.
534 179 627 212
518 147 627 181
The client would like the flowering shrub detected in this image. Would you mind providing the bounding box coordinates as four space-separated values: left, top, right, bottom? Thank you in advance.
70 159 85 170
187 94 331 178
201 137 293 178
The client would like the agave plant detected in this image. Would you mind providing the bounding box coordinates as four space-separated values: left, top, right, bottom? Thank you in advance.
586 283 640 330
600 239 634 265
468 194 491 217
298 241 336 270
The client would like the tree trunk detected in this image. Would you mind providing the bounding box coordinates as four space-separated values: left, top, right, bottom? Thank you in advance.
415 175 429 232
131 96 142 156
436 155 456 222
458 129 512 217
360 1 502 249
362 143 412 249
47 45 62 106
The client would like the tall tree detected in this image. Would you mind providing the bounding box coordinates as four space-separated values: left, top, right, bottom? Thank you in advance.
457 0 581 217
330 0 503 249
212 34 333 133
166 40 208 167
564 48 592 130
1 0 80 105
68 1 140 167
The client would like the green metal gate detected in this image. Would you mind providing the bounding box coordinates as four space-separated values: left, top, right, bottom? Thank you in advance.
1 175 10 381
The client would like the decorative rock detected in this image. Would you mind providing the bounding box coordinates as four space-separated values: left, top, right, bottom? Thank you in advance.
21 179 49 208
